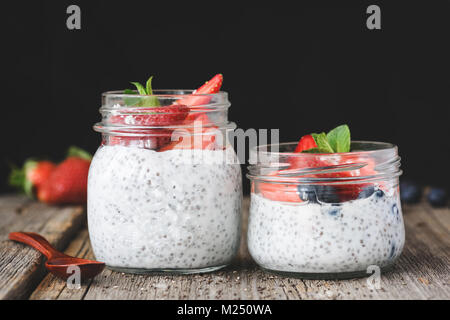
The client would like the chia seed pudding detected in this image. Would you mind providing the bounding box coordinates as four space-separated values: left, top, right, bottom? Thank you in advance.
248 190 405 275
89 84 242 274
247 140 404 279
88 145 242 273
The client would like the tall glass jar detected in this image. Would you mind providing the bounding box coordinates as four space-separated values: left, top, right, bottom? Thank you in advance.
247 141 404 279
88 90 242 274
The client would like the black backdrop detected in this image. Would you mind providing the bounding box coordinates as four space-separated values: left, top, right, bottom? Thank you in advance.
2 0 449 194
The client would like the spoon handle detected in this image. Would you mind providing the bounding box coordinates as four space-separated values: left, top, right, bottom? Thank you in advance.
9 232 63 259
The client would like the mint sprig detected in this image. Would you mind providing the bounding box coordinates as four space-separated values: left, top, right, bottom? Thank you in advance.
302 124 351 154
311 132 334 153
327 124 350 153
124 76 161 107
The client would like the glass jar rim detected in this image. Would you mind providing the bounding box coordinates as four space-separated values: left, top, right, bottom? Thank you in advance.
102 89 228 99
100 89 230 113
95 89 232 134
252 141 397 158
247 141 402 184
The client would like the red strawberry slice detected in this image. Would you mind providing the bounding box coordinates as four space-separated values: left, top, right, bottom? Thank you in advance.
257 180 302 203
109 104 189 127
286 153 378 201
108 131 173 150
177 74 223 125
158 126 220 151
107 104 189 150
158 112 220 151
177 74 223 107
183 112 211 126
294 134 317 152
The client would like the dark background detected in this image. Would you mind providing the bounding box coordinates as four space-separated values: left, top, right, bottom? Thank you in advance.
2 0 449 194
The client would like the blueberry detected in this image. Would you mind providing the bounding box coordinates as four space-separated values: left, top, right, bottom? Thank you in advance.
427 187 448 207
374 189 385 198
389 243 396 259
297 185 340 203
357 185 375 199
297 185 317 203
391 203 399 216
328 207 342 216
316 185 341 203
400 180 422 204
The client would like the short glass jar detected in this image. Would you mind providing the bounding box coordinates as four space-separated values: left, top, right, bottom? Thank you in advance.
88 90 242 274
247 141 404 279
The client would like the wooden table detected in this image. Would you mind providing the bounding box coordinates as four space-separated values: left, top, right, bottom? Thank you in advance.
0 194 448 300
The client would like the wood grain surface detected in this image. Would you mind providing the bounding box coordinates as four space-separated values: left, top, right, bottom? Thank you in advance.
0 195 85 299
0 195 448 300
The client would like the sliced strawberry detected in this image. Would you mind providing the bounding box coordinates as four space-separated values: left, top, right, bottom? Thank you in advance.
183 112 212 126
261 125 381 203
294 134 317 153
176 74 223 107
286 153 378 201
158 111 220 151
184 109 213 124
158 126 220 151
109 104 189 127
257 181 302 203
194 74 223 94
107 104 189 150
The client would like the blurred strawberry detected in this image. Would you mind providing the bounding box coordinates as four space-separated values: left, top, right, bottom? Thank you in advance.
37 147 91 205
9 160 56 197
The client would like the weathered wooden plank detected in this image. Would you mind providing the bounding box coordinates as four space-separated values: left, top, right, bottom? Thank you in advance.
28 198 450 300
0 195 86 299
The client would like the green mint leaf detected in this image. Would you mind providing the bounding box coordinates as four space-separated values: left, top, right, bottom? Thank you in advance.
311 132 334 153
327 124 350 153
146 76 154 95
130 82 147 95
137 96 160 107
125 77 160 107
123 89 141 106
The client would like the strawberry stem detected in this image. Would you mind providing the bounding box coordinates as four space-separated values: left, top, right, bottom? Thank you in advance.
8 161 35 197
67 146 92 161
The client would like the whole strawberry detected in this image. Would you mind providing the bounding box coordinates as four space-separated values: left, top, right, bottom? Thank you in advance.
9 160 56 196
37 147 91 205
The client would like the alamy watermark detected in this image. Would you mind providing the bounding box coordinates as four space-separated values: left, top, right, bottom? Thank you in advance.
66 5 81 30
66 265 81 289
157 120 280 166
366 5 381 30
366 265 381 290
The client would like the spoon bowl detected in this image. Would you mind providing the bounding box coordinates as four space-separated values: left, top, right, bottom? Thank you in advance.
45 257 106 280
9 232 105 281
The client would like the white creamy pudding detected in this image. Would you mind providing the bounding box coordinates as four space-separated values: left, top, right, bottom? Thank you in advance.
87 145 242 273
248 190 405 276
